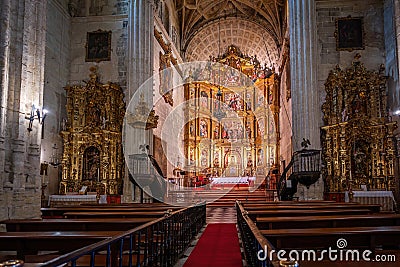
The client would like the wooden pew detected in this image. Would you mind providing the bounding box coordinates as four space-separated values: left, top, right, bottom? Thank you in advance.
0 231 122 260
41 206 178 217
1 218 155 232
260 226 400 250
240 201 357 206
242 204 381 213
247 208 373 220
255 214 400 230
63 211 166 219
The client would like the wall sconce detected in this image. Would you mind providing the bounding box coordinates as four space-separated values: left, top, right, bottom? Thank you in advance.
26 104 48 138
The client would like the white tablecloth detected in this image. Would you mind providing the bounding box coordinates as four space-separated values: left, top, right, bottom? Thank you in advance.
345 191 396 212
211 177 253 184
48 194 98 207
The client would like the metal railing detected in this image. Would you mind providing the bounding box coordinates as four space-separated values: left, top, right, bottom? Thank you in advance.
277 156 295 200
38 203 206 267
236 201 279 267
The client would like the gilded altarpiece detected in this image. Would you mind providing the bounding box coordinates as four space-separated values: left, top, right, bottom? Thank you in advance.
183 45 279 179
59 67 126 195
321 55 397 193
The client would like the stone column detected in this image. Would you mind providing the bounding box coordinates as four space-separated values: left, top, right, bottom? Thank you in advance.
289 0 323 200
128 0 154 148
393 0 400 109
128 0 154 100
0 0 47 219
125 0 155 202
289 0 320 151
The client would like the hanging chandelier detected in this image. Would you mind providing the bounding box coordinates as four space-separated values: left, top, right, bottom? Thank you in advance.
213 17 226 122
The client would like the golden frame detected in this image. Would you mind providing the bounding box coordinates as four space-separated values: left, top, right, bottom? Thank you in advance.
335 16 364 51
86 29 112 62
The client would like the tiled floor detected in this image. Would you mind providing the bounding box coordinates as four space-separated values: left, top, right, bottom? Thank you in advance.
206 206 237 223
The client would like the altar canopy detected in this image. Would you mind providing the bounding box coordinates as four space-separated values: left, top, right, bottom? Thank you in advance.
183 45 279 181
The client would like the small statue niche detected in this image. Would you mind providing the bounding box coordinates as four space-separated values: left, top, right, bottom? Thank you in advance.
83 146 101 182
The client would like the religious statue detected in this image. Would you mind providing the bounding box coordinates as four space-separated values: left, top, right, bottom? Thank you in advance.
243 159 254 176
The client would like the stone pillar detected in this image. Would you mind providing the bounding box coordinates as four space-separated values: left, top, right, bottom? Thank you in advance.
128 0 154 100
125 0 155 202
0 0 47 219
289 0 320 151
289 0 323 200
393 0 400 109
128 0 154 149
130 0 155 146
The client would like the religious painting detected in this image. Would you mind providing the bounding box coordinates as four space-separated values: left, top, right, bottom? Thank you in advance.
86 29 111 62
200 91 208 108
159 50 173 106
213 124 220 139
199 119 208 137
256 92 265 108
335 17 364 51
225 92 243 111
225 66 241 86
222 121 232 139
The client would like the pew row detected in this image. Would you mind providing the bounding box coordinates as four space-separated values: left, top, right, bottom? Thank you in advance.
63 211 167 219
260 226 400 250
0 231 122 260
1 218 156 232
41 206 178 217
255 214 400 230
243 204 381 212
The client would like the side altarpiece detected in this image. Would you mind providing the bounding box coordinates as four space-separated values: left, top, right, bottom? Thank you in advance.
321 55 397 193
59 67 126 195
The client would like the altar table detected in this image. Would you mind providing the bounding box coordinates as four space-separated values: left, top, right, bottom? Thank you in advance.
345 191 396 212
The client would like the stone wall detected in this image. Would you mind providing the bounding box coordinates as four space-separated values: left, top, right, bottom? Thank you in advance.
69 15 128 86
40 0 72 199
69 0 129 17
0 0 47 220
316 0 386 105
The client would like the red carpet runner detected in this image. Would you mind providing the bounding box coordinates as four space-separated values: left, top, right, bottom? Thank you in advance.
183 223 243 267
